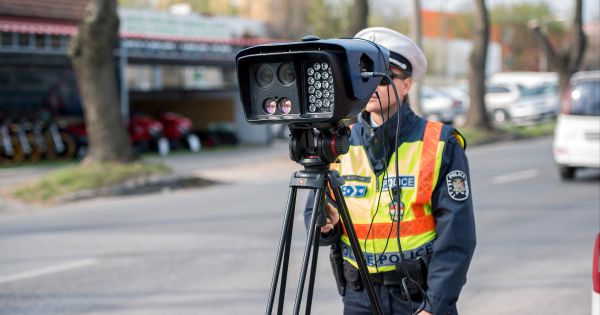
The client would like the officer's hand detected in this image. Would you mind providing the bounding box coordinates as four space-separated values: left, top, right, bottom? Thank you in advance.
418 311 432 315
320 203 339 234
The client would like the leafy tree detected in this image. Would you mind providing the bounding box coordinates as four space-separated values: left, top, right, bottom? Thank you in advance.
348 0 370 36
69 0 134 163
306 0 352 39
491 2 565 71
529 0 586 101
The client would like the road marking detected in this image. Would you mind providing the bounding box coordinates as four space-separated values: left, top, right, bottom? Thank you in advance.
0 259 98 284
492 169 540 184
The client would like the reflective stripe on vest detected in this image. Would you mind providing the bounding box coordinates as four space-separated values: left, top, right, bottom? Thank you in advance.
336 121 444 273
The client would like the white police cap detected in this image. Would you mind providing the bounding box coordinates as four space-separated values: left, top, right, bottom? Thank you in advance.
354 27 427 81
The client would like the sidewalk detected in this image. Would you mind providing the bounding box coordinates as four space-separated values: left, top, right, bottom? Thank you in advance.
146 140 298 184
0 140 295 212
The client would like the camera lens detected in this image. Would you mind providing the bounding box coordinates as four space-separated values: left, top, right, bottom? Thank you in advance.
277 63 295 85
256 64 274 88
263 98 277 115
278 97 292 114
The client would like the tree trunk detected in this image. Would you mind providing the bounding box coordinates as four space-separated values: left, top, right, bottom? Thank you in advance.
466 0 492 130
530 0 586 103
410 0 423 116
347 0 369 36
69 0 133 163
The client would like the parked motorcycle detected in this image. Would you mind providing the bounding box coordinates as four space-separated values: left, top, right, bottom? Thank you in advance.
64 114 170 158
129 114 170 156
0 117 24 165
157 111 201 152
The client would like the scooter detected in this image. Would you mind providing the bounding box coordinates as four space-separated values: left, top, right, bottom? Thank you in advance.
64 114 170 158
129 114 170 156
0 117 24 165
157 111 201 152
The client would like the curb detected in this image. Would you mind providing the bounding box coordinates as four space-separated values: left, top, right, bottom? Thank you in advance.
57 175 219 203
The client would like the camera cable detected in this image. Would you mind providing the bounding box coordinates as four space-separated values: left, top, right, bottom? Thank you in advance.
360 71 432 314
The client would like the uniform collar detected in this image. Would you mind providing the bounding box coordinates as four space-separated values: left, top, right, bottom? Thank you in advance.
354 101 419 174
358 100 418 142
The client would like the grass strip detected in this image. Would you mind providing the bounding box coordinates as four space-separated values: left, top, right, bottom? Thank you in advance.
11 161 171 203
458 120 556 146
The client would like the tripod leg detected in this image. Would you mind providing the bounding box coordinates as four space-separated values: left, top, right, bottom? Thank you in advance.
332 185 384 315
266 185 298 315
292 187 325 315
304 190 325 315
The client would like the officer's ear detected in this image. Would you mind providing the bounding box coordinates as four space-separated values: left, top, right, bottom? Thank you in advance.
395 76 412 97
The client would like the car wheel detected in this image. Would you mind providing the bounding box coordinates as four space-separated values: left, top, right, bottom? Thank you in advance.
493 109 510 124
559 166 576 180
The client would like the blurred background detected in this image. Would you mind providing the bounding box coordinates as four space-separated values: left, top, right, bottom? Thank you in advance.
0 0 598 156
0 1 599 315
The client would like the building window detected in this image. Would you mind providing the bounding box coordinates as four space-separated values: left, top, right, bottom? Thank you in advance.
17 33 30 47
0 32 11 47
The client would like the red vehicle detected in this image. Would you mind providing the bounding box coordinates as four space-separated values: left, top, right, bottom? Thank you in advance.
129 114 170 156
63 114 170 158
157 111 201 152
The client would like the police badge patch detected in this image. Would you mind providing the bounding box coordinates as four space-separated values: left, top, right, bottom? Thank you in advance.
446 170 469 201
389 200 404 222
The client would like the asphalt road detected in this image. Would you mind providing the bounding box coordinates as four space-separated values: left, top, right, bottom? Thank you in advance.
0 136 598 315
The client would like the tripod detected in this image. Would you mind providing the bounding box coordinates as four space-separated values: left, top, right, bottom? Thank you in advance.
265 125 383 315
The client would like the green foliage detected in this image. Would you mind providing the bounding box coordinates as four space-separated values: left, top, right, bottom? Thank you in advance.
491 3 560 30
369 12 410 35
306 0 353 38
118 0 238 15
490 2 566 70
458 120 556 146
497 120 556 138
12 161 171 202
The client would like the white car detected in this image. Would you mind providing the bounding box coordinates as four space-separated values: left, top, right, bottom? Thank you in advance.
553 70 600 180
485 82 557 125
593 233 599 315
421 86 465 125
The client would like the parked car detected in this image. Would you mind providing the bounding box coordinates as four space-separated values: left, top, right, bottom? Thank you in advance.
553 70 600 180
593 233 600 315
485 82 557 125
421 86 465 125
157 111 201 152
439 84 469 126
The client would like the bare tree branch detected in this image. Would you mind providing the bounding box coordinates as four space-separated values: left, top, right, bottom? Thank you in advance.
466 0 492 130
529 0 586 101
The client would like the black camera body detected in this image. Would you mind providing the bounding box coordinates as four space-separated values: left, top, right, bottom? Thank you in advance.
235 38 389 125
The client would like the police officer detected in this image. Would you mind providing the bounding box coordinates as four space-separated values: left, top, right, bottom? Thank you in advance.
305 27 476 315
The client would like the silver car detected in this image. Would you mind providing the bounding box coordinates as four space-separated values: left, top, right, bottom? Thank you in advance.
421 86 466 125
485 82 558 125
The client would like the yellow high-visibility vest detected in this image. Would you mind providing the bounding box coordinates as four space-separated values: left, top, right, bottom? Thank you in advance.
334 121 445 273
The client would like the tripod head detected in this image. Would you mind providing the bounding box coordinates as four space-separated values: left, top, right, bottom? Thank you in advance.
288 123 351 170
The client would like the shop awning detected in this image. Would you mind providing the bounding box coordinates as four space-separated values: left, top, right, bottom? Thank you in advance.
0 16 77 36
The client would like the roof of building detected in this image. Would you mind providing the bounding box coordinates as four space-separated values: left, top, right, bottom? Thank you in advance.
0 0 88 22
0 0 278 46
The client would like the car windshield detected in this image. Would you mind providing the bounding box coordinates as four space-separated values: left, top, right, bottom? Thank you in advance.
570 80 600 116
486 85 511 94
520 84 556 97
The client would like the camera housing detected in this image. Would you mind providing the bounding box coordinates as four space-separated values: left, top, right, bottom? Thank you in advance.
236 38 389 125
